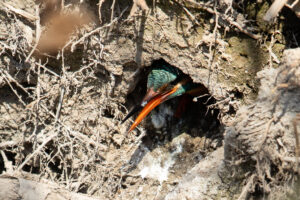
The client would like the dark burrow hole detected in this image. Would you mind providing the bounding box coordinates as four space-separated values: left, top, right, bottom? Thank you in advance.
124 59 222 148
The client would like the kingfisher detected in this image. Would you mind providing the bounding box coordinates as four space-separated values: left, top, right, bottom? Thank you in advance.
122 64 206 132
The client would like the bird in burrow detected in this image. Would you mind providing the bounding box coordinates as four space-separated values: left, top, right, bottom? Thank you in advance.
122 64 206 132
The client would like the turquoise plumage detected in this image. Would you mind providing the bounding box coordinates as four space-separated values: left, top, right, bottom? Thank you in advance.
147 65 181 91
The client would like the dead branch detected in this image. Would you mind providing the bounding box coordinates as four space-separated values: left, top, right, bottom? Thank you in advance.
36 101 107 151
129 0 149 17
98 0 105 24
0 151 14 174
2 2 39 21
71 6 128 52
17 130 59 171
0 69 31 96
0 133 36 150
176 0 261 40
258 118 275 151
237 174 255 200
55 86 65 123
264 0 300 21
264 0 288 21
25 5 41 62
0 141 19 149
182 6 200 25
111 0 116 22
0 69 27 106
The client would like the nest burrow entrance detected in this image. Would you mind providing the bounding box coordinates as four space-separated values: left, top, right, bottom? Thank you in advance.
124 59 222 141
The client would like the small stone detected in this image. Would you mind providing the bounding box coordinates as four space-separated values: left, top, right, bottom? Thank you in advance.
113 134 124 146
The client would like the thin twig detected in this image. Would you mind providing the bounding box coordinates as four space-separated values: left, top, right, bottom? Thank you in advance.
293 114 300 174
17 131 59 171
193 93 210 102
0 141 18 149
55 86 65 123
176 0 261 40
32 61 41 150
0 69 27 106
38 103 107 151
71 6 128 52
2 2 39 21
98 0 105 24
0 68 31 95
290 0 300 8
208 1 219 68
263 0 288 21
111 0 116 23
238 174 255 200
266 33 280 67
0 150 14 174
36 61 60 78
0 133 36 149
25 5 41 62
129 0 149 17
258 117 275 151
182 6 200 25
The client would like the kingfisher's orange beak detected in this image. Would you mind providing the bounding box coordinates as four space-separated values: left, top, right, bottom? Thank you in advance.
128 85 179 133
122 86 168 124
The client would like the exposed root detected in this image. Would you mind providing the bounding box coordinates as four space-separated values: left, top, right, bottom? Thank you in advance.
175 0 261 39
129 0 149 17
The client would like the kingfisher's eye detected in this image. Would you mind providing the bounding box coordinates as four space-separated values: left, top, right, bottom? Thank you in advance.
141 101 147 107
